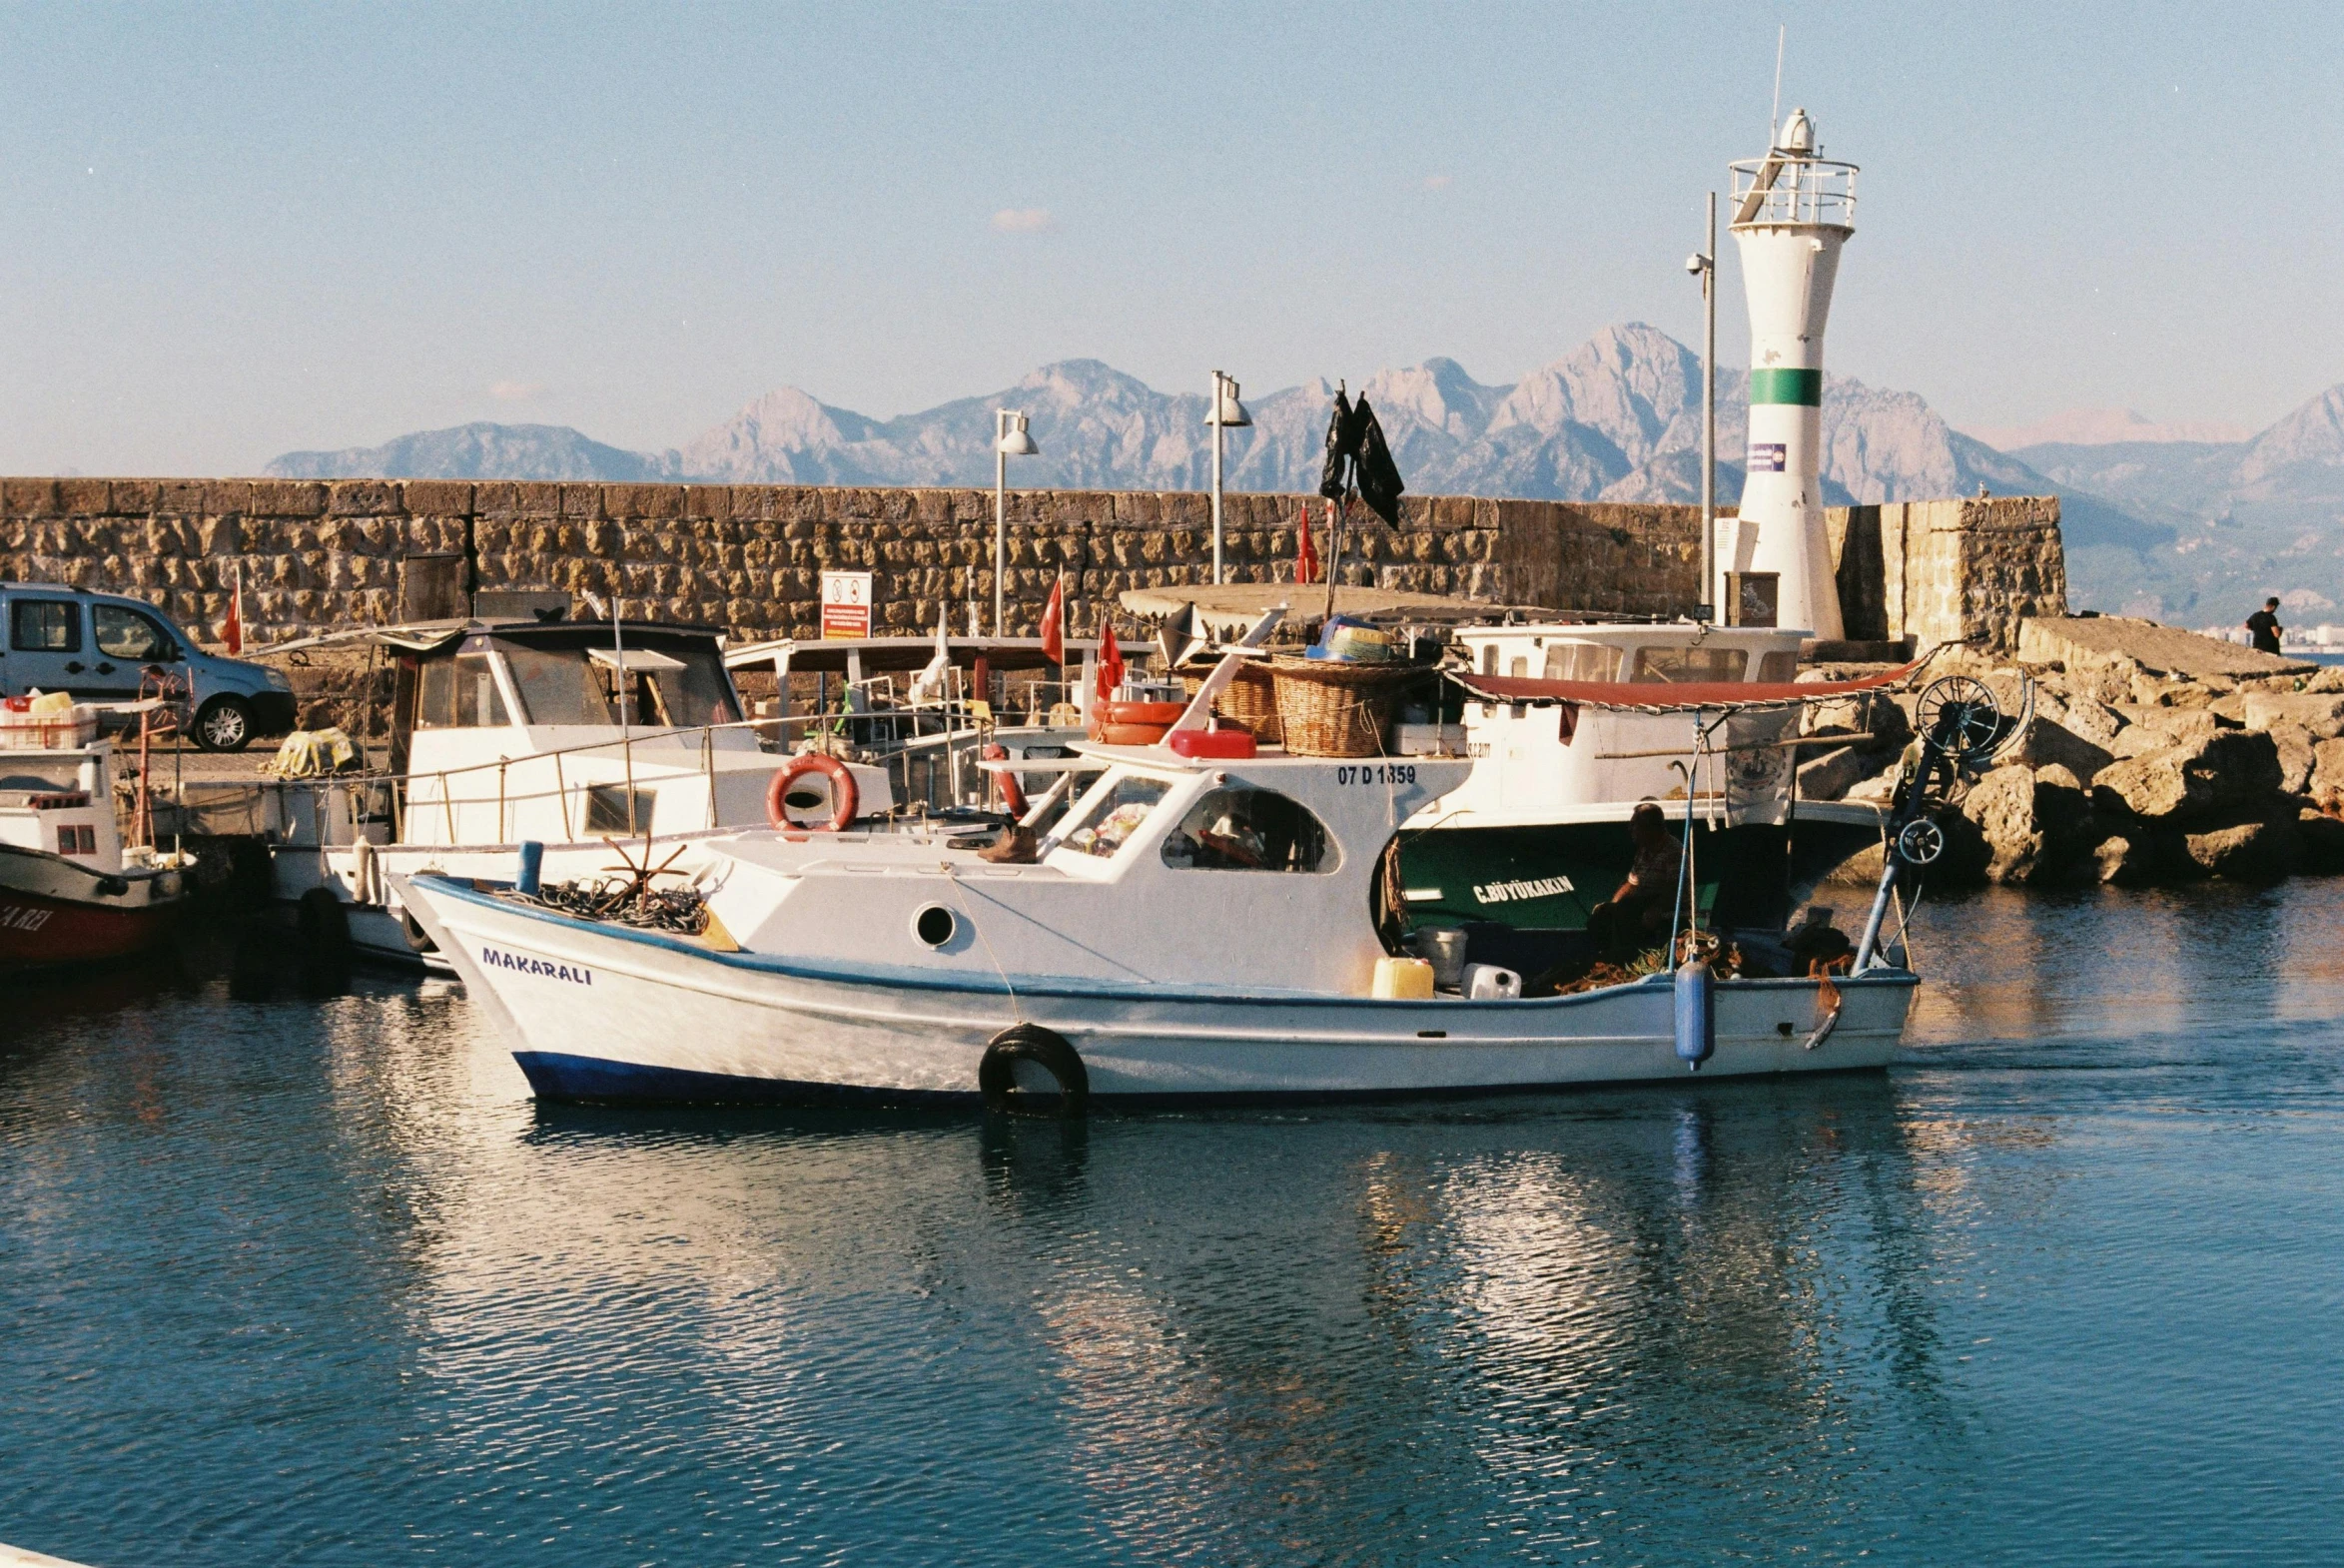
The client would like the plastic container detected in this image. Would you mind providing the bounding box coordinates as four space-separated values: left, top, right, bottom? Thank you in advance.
1463 963 1522 1000
1372 955 1435 1000
1167 726 1256 760
1406 926 1470 990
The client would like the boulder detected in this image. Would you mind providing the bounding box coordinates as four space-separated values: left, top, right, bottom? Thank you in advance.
2269 721 2316 795
1959 762 2095 884
2181 812 2300 882
1846 759 1904 805
2298 808 2344 875
2089 730 2282 822
2040 690 2126 750
2010 714 2114 781
2092 830 2157 886
2307 666 2344 695
2241 690 2344 739
1797 743 1881 802
2108 706 2228 758
2131 671 2214 709
2312 737 2344 804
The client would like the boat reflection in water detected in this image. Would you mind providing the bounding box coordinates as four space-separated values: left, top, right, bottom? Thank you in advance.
333 996 1954 1561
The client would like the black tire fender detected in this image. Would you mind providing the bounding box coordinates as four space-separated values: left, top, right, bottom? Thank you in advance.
978 1024 1089 1118
297 887 352 961
400 907 437 954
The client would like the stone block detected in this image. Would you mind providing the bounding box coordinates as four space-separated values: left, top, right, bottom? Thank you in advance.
2090 730 2281 822
2269 721 2316 795
402 479 475 516
247 479 328 517
2297 809 2344 875
2182 811 2299 882
2312 738 2344 804
2242 690 2344 739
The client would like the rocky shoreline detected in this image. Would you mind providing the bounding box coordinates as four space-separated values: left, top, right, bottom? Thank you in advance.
1797 617 2344 888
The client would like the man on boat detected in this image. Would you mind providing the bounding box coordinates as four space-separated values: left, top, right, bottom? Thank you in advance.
1585 802 1682 961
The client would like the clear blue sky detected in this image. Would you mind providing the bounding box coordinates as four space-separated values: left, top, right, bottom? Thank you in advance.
2 0 2339 473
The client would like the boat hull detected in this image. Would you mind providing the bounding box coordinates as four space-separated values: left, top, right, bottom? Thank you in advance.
0 846 186 973
402 875 1916 1108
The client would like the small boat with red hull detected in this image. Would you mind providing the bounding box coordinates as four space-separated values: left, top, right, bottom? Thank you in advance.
0 700 190 972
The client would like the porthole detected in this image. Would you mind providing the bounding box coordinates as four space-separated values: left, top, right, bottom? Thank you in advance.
912 905 957 948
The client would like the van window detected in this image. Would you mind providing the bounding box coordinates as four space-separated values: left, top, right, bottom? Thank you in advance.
1542 642 1622 681
10 600 80 653
1628 646 1748 683
93 604 175 660
1161 787 1332 872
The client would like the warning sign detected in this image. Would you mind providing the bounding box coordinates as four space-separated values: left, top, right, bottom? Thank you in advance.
820 570 874 639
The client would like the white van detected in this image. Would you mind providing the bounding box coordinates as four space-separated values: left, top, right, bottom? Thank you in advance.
0 583 296 750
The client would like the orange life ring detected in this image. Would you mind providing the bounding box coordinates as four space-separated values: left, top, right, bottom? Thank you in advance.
1091 721 1172 747
767 753 859 831
982 743 1030 818
1097 699 1187 727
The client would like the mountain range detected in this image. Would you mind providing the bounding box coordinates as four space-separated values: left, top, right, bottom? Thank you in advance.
270 324 2344 619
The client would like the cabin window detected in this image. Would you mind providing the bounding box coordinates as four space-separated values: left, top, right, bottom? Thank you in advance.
1508 655 1529 678
0 762 79 793
414 652 512 728
1542 642 1621 681
501 642 614 725
1627 646 1748 683
585 783 656 834
1479 644 1497 675
93 605 175 660
1163 787 1332 873
10 600 79 652
1063 776 1171 859
1758 651 1798 682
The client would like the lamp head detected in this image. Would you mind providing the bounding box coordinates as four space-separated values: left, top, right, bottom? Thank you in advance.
1210 374 1251 428
995 408 1039 456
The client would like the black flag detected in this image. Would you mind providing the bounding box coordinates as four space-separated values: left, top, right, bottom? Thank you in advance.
1350 395 1406 525
1317 389 1358 500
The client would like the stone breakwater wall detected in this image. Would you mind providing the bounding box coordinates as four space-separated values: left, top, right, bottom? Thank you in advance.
0 476 2063 652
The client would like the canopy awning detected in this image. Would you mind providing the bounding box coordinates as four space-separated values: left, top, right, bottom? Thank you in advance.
723 635 1153 675
1453 658 1924 713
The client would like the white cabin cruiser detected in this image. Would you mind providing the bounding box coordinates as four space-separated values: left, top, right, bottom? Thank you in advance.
397 663 1926 1108
268 618 1147 968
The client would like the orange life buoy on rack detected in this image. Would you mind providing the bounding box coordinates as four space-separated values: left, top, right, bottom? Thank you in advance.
767 753 859 832
982 743 1031 818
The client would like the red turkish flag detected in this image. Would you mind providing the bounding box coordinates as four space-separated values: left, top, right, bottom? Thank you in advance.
1040 573 1065 665
1096 615 1125 702
223 564 244 655
1295 502 1320 585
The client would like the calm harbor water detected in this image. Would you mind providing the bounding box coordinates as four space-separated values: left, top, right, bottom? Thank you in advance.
5 884 2342 1567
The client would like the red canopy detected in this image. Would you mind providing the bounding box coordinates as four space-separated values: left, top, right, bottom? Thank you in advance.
1454 658 1924 712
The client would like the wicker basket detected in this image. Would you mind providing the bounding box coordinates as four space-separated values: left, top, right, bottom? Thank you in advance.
1179 661 1284 744
1269 658 1413 758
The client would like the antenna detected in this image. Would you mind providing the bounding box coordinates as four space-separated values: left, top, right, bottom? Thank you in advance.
1771 25 1786 144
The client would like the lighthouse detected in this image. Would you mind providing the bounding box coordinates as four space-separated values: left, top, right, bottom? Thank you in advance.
1726 107 1856 639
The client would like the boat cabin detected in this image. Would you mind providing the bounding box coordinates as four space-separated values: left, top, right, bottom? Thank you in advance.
1427 622 1810 829
702 746 1468 997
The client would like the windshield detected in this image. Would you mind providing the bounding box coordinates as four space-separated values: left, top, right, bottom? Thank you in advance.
1059 775 1172 859
498 641 739 728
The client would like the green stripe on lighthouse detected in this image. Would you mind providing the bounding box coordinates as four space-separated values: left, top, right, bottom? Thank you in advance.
1750 368 1823 406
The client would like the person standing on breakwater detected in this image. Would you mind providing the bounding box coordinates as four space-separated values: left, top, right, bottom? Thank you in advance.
1585 802 1683 961
2247 597 2285 654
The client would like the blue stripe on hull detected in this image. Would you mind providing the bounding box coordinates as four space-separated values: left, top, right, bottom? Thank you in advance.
512 1050 1893 1111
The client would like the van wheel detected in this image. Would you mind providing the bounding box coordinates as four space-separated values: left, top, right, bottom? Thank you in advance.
193 695 255 752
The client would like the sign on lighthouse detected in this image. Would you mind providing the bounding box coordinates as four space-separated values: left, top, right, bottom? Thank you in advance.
1727 107 1856 640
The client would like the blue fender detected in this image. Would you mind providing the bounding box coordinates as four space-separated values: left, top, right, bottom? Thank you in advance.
1674 958 1714 1070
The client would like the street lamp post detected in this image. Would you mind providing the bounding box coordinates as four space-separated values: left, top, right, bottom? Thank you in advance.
994 408 1039 637
1686 193 1719 622
1206 371 1251 586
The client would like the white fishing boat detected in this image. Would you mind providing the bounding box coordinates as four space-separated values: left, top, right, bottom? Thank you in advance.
397 657 1942 1109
